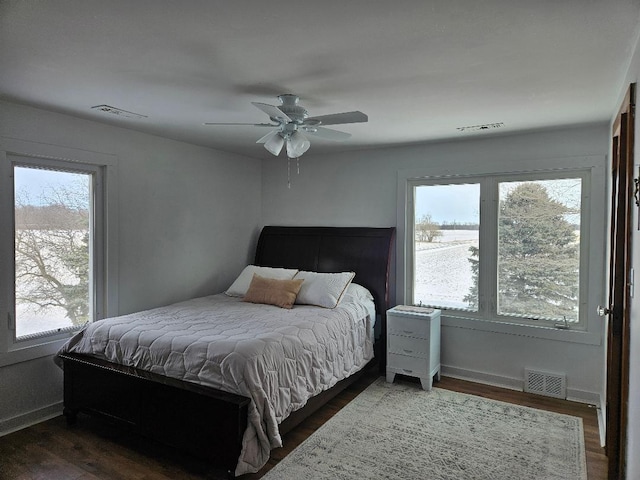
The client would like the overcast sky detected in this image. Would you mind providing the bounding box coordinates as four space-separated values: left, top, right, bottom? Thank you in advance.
415 178 581 226
14 166 88 206
415 183 480 225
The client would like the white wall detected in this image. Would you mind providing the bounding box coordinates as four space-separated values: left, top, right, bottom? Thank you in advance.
0 102 618 469
0 101 262 434
263 125 608 403
0 97 621 465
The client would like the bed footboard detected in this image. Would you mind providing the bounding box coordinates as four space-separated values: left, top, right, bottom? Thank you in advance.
60 353 250 478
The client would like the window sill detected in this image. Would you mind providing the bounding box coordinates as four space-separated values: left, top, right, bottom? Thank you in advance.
442 314 602 345
0 333 75 368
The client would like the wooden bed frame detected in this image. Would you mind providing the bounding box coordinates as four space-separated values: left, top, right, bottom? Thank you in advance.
59 226 395 478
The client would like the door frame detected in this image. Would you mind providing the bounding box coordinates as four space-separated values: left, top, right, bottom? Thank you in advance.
606 82 635 480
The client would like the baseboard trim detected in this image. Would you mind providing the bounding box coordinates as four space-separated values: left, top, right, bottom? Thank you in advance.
441 365 600 405
565 389 601 406
0 402 62 437
0 372 604 439
598 396 606 447
441 365 522 391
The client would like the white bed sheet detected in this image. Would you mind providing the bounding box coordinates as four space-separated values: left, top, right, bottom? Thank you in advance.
57 293 375 475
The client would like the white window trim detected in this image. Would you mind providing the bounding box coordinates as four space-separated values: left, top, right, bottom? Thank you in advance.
12 157 105 345
396 155 606 346
0 137 119 367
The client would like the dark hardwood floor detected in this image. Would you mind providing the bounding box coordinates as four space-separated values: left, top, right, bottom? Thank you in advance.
0 371 606 480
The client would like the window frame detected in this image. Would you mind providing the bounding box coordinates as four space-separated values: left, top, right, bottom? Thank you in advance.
0 138 118 366
407 176 482 313
397 157 605 346
493 172 588 325
11 157 104 345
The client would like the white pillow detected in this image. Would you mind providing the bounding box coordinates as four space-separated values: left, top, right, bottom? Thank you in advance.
294 271 356 309
225 265 298 297
344 283 374 302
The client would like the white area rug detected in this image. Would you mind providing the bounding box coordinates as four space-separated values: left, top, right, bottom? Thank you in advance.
262 378 587 480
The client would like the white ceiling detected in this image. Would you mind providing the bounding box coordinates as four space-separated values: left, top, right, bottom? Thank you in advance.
1 0 639 159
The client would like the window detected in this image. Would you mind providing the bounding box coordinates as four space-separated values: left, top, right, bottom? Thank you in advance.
406 171 589 329
413 182 480 311
13 163 101 340
1 140 117 363
495 178 582 323
0 148 115 364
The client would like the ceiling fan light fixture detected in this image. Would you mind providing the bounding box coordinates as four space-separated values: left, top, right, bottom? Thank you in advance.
264 133 285 156
205 94 367 163
287 131 310 158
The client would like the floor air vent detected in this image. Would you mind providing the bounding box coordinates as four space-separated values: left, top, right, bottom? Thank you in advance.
524 369 566 399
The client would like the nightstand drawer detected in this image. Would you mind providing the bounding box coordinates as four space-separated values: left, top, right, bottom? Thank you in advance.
388 334 428 358
387 353 428 377
387 315 431 338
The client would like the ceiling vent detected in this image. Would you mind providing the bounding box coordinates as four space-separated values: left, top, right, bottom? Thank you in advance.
457 122 504 132
91 105 147 119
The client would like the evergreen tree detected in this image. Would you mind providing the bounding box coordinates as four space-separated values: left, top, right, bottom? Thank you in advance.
464 183 579 320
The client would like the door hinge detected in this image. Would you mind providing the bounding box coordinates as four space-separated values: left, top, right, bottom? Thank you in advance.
7 312 15 330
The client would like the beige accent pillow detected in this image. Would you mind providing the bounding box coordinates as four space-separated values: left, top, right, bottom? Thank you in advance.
243 274 304 309
226 265 298 297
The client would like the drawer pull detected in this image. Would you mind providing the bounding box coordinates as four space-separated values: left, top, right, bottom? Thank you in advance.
403 368 413 373
402 330 413 334
403 349 413 354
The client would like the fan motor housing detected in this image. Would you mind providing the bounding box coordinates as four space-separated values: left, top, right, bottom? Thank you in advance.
279 105 307 123
278 94 308 123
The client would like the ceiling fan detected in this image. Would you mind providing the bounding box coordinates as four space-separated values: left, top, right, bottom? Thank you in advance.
204 94 368 158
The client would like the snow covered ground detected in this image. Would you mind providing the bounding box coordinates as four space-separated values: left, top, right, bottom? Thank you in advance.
414 230 479 309
16 304 72 338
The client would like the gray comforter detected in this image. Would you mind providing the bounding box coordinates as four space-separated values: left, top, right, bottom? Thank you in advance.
57 293 374 475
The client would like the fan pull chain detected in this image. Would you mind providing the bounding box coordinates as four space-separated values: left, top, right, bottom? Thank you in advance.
285 157 301 188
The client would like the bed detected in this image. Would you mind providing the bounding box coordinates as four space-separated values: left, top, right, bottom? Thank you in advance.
56 226 395 478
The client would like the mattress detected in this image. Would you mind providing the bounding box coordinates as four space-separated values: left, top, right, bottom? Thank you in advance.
56 292 375 475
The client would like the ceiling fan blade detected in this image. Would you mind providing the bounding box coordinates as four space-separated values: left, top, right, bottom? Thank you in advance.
304 111 368 126
251 102 292 123
203 122 275 126
256 130 279 144
304 126 352 141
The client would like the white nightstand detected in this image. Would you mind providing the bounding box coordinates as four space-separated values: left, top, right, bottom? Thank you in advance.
386 306 441 391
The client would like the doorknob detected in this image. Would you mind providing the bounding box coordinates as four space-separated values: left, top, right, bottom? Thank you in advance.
597 305 612 316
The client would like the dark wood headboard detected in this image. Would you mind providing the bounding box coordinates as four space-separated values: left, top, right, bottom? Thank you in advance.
254 225 395 332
